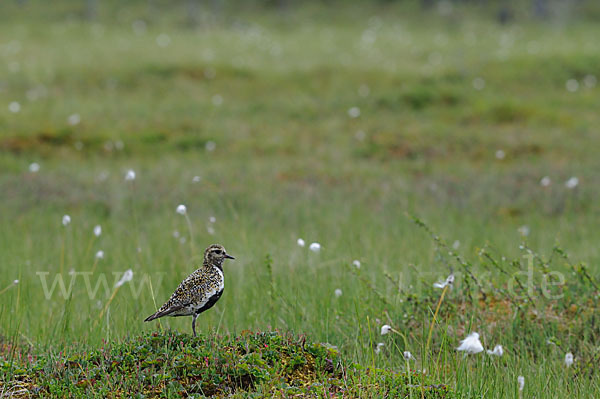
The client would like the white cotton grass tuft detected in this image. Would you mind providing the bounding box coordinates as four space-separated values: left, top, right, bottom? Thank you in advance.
540 176 551 187
93 225 102 237
309 242 321 252
486 345 504 356
192 175 201 183
353 260 361 268
9 101 21 113
433 273 454 289
472 77 485 90
565 176 579 189
495 149 506 160
62 215 71 226
29 162 40 173
518 225 530 237
566 79 579 92
583 74 597 88
347 106 361 118
156 33 171 47
452 240 460 250
334 288 343 298
297 238 305 247
67 113 81 126
403 351 415 361
380 325 392 335
375 342 384 355
456 332 484 354
115 269 133 288
565 352 574 367
95 250 105 260
209 216 216 223
125 169 136 181
205 141 216 152
13 279 19 285
211 95 223 106
176 204 187 215
517 375 525 392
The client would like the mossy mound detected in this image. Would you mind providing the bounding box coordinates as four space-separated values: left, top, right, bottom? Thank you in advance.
2 330 452 398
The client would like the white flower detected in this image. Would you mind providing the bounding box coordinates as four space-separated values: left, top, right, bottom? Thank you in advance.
334 288 342 298
375 342 384 354
380 325 392 335
517 376 525 391
192 175 201 183
209 216 216 223
358 84 370 97
207 226 215 235
95 250 104 260
433 273 454 289
93 225 102 237
565 352 574 367
486 345 503 356
518 225 530 237
403 351 415 361
13 279 19 285
565 177 579 189
9 101 21 113
29 162 40 173
566 79 579 92
583 74 597 88
176 204 187 215
297 238 305 247
132 20 146 35
62 215 71 226
347 107 361 118
353 260 361 268
472 77 485 90
115 269 133 288
309 242 321 252
67 113 81 126
125 169 136 181
456 332 483 354
452 240 460 250
205 141 216 152
211 94 223 106
156 33 171 47
495 149 505 160
540 176 551 187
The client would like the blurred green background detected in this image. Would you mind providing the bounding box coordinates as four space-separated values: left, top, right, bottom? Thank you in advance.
1 0 599 396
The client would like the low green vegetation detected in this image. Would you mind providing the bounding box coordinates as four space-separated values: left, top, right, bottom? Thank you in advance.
1 330 452 398
1 1 599 397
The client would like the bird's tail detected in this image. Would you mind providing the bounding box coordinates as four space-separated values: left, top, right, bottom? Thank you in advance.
144 305 181 322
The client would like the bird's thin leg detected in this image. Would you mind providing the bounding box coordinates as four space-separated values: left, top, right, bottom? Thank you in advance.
192 314 198 337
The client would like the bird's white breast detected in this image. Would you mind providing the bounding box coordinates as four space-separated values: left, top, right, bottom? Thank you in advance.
216 267 224 291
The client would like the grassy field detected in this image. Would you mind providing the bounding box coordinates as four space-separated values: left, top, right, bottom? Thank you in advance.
1 1 600 397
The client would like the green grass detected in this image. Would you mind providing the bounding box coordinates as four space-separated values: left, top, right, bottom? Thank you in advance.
1 330 453 398
1 1 600 397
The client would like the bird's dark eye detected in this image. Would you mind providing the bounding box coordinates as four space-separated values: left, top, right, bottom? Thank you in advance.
214 250 222 255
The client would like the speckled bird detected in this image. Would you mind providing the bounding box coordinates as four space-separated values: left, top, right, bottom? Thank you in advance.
144 244 235 336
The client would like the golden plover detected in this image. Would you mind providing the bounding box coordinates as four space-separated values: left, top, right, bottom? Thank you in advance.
144 244 235 336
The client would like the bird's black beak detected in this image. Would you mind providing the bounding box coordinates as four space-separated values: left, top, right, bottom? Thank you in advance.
225 253 235 260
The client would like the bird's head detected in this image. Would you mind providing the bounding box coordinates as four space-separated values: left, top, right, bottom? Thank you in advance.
204 244 235 268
